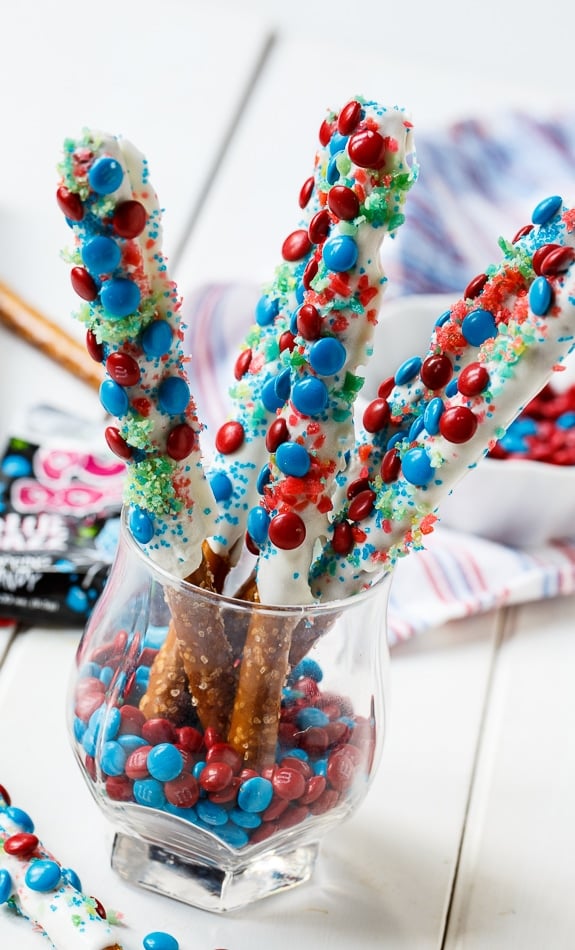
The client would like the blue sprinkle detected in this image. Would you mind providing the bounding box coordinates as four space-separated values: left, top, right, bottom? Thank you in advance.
133 778 166 808
408 415 426 441
461 308 497 346
435 309 451 327
423 397 444 435
100 277 140 318
0 869 13 904
6 806 34 833
196 800 229 826
402 447 434 485
395 354 423 385
210 471 233 502
327 155 340 184
25 859 61 893
557 411 575 429
247 506 270 545
290 657 323 682
158 376 190 415
141 320 173 357
100 740 127 777
296 706 330 729
274 367 292 401
322 234 358 273
256 464 271 494
529 276 553 316
81 236 121 275
275 441 311 477
88 156 124 194
532 195 562 225
329 131 349 155
129 505 154 544
61 867 82 891
143 931 179 950
237 776 274 813
99 378 129 417
261 376 285 413
309 337 347 376
255 295 279 327
291 376 329 416
147 743 183 782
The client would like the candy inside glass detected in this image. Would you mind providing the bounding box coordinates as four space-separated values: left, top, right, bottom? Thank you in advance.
68 516 391 913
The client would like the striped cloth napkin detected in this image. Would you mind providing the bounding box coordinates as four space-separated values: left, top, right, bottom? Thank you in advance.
181 110 575 645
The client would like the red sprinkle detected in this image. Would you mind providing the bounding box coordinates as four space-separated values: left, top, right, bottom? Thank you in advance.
279 330 296 352
458 362 490 396
299 176 314 209
439 406 478 443
71 266 98 301
337 100 363 135
348 129 387 169
105 426 133 461
106 351 140 387
282 229 312 262
266 417 290 452
56 185 84 221
332 520 354 555
215 420 245 454
296 304 322 341
308 209 331 245
268 512 306 550
348 489 376 521
167 423 196 460
420 353 453 390
112 200 147 238
363 397 391 433
234 348 252 380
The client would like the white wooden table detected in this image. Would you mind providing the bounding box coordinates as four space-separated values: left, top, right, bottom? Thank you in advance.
1 2 574 947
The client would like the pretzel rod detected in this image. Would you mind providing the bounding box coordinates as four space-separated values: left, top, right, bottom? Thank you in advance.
311 215 575 599
0 785 122 949
57 132 235 730
228 100 417 766
0 279 104 390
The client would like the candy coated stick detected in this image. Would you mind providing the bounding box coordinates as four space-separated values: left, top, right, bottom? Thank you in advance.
0 280 104 390
0 787 122 949
312 241 575 599
57 130 215 579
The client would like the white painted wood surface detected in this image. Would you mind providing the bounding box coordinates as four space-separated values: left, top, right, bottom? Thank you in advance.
1 1 575 947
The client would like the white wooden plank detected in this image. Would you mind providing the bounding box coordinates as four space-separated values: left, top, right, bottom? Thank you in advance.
444 594 575 948
0 609 497 948
0 1 270 337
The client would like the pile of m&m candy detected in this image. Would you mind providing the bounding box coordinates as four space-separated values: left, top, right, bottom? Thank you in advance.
489 381 575 465
73 633 375 851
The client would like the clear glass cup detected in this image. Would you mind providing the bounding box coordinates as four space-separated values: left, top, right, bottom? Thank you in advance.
67 517 391 913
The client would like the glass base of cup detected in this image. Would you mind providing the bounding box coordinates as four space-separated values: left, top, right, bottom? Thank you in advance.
111 831 320 913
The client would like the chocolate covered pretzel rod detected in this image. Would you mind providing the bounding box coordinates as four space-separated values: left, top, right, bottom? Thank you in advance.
312 198 575 599
0 785 122 949
228 100 417 766
57 133 236 732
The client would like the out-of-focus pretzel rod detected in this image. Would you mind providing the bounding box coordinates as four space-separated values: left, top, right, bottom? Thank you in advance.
0 279 104 390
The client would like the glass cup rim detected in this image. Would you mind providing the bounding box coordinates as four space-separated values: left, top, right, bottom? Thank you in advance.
120 507 391 617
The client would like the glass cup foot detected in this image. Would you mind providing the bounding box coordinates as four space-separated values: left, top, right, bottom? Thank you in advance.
111 831 319 913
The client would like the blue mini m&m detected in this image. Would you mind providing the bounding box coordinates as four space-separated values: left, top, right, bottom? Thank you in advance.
143 931 179 950
88 155 124 194
99 378 129 417
309 337 347 376
401 446 434 485
25 859 62 893
158 376 190 415
0 869 12 904
81 236 121 276
100 277 141 318
529 276 553 316
210 471 233 502
255 295 279 327
275 441 311 477
461 308 497 346
247 506 270 545
129 506 154 544
291 376 329 416
531 194 562 226
322 234 359 273
141 319 173 357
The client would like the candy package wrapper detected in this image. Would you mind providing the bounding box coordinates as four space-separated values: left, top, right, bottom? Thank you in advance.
0 407 124 626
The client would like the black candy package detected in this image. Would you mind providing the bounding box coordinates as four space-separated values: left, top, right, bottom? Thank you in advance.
0 426 124 626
